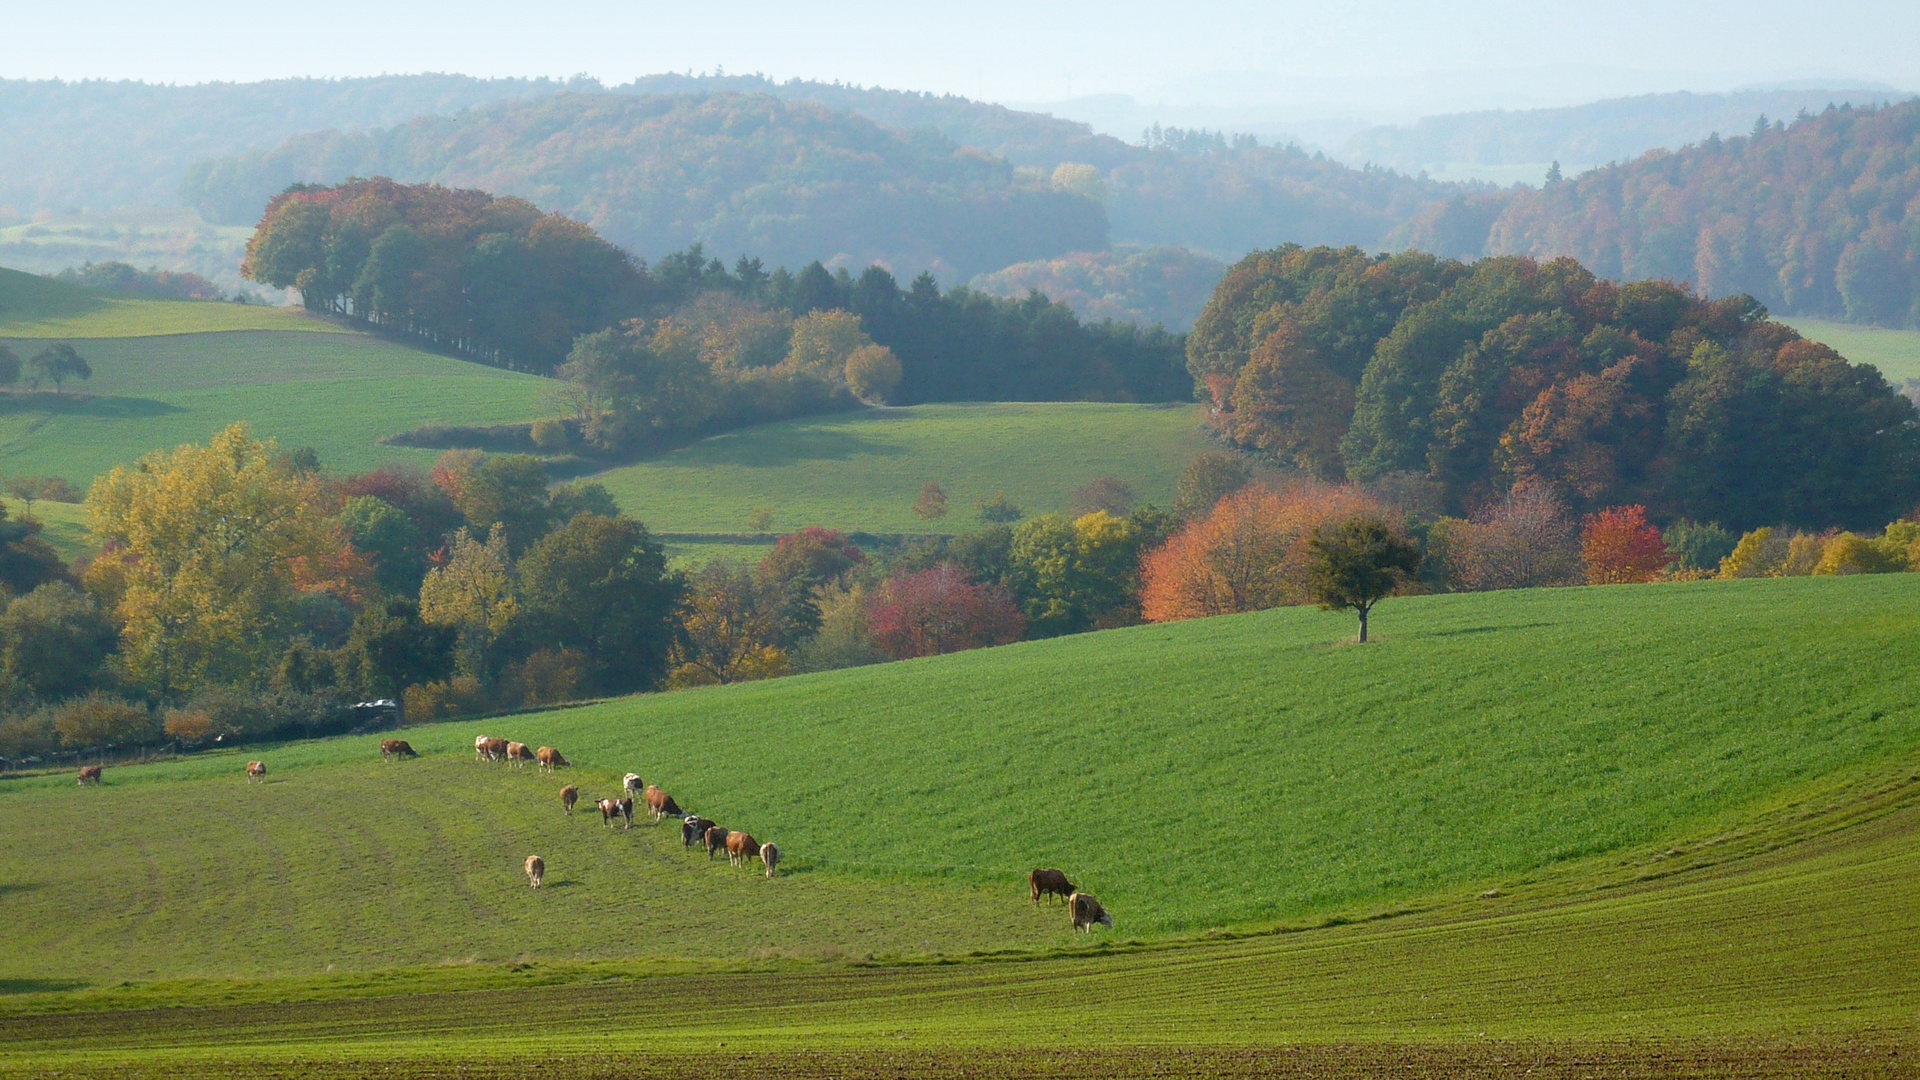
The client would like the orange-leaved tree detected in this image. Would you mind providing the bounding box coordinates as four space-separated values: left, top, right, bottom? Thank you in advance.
1580 505 1669 584
1140 481 1392 622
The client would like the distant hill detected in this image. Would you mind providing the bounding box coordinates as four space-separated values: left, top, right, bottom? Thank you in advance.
182 92 1108 281
1343 86 1912 174
968 246 1226 329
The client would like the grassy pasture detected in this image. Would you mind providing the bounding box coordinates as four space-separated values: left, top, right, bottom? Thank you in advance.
1782 316 1920 384
2 496 87 560
0 574 1916 991
0 266 330 338
0 331 556 484
593 402 1214 534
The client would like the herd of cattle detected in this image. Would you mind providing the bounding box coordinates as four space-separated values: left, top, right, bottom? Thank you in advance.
75 735 1114 933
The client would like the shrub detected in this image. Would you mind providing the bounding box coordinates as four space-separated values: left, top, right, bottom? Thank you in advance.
530 418 570 451
1719 527 1790 578
0 709 58 758
1663 520 1738 573
1580 506 1668 585
1070 476 1135 517
1814 533 1901 575
1443 481 1582 591
500 647 587 707
1173 453 1251 520
53 693 152 749
976 492 1023 523
845 344 903 404
865 563 1024 659
911 481 948 520
163 709 216 747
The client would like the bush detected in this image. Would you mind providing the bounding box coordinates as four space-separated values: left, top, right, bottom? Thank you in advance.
530 418 570 451
163 709 216 747
1173 453 1251 519
1580 506 1669 585
845 344 903 404
1442 481 1582 591
1070 476 1135 517
500 647 587 707
53 693 152 749
0 709 58 758
976 491 1023 523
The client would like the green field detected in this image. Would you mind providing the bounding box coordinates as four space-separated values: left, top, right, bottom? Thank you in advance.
0 266 330 338
2 496 87 560
1783 316 1920 384
0 332 557 484
0 575 1915 1075
596 402 1213 534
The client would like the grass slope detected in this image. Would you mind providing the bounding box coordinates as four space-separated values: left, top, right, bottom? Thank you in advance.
1782 316 1920 384
0 266 332 338
0 331 555 486
2 497 86 561
592 403 1213 535
0 575 1916 990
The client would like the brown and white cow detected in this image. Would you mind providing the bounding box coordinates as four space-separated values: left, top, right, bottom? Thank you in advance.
1067 892 1112 933
380 739 418 760
524 855 545 889
725 831 760 868
560 784 579 815
77 764 102 786
704 824 730 861
623 773 644 801
1029 868 1075 906
643 784 681 822
246 761 266 784
682 814 715 849
505 742 534 768
536 746 569 773
598 797 634 829
476 736 508 762
760 841 781 878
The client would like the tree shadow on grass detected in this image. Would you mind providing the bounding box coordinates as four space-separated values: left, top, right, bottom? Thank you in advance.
1422 622 1555 638
0 978 86 995
0 392 182 419
667 426 908 470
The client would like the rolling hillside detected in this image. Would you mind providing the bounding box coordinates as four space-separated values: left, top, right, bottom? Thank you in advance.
0 269 556 486
1784 316 1920 384
594 402 1213 535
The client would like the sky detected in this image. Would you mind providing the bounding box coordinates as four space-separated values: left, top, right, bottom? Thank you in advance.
7 0 1916 122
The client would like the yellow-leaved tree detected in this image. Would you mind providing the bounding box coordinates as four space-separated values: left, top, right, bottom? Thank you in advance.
418 526 519 641
781 309 871 382
87 423 333 695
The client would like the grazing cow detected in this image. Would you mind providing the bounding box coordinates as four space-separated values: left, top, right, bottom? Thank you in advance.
536 747 569 773
560 785 579 816
760 841 781 878
475 736 493 761
506 742 534 768
725 831 760 868
246 761 266 784
598 797 634 829
682 814 714 849
1029 868 1076 906
1067 892 1112 933
704 824 730 861
524 855 545 889
643 785 682 822
380 739 418 760
477 737 508 762
77 764 102 786
623 773 644 800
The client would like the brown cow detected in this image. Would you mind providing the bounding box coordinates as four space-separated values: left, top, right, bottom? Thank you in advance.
643 784 682 822
524 855 545 888
246 761 266 784
560 785 579 815
760 841 782 878
380 739 418 760
725 831 760 868
77 764 102 786
536 746 568 773
505 742 534 768
1029 868 1075 906
598 797 634 829
476 737 508 762
1067 892 1112 933
704 824 730 861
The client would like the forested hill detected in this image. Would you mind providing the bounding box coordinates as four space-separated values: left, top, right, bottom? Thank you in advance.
184 93 1108 281
0 75 584 213
1461 100 1920 327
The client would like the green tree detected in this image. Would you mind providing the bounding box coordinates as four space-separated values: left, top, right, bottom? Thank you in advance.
976 491 1023 523
0 344 19 389
0 501 70 596
0 583 116 698
513 513 678 694
28 344 90 394
1306 517 1421 643
339 598 456 698
1174 453 1251 519
338 495 427 597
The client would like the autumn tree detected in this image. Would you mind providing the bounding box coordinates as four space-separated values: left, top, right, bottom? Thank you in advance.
865 563 1024 659
53 693 150 749
1440 480 1582 591
1580 505 1669 584
781 309 871 383
845 343 903 403
911 481 949 520
1307 517 1422 642
669 559 788 686
86 423 337 694
419 526 518 674
758 526 866 643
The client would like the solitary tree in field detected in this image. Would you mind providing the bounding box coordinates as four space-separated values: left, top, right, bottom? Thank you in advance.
1307 516 1421 643
912 481 948 520
28 343 90 394
0 345 19 389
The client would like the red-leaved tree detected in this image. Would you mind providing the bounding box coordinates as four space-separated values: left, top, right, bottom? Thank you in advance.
865 563 1024 660
1580 505 1669 584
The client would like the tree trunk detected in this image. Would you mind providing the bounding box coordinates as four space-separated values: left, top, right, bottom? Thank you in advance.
1357 604 1369 643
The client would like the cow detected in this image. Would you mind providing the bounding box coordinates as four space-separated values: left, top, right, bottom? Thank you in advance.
505 742 534 768
704 824 730 861
682 814 714 849
598 797 634 829
477 737 508 762
1029 868 1076 906
246 761 266 784
643 785 682 822
536 747 569 773
380 739 418 760
1067 892 1112 933
725 831 760 868
524 855 545 889
475 735 494 762
623 773 644 800
77 764 102 786
560 785 579 816
760 841 781 878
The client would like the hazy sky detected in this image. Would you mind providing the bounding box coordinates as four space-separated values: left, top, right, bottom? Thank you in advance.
9 0 1916 115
